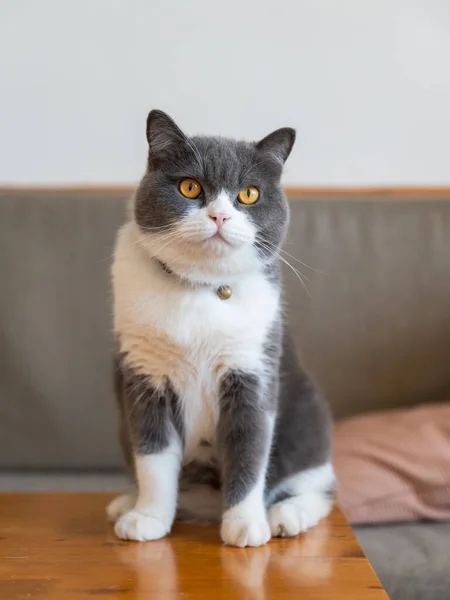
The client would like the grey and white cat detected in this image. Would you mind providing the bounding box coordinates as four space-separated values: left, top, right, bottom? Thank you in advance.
108 110 334 547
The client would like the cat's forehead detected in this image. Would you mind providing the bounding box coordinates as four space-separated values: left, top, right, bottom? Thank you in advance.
173 136 261 189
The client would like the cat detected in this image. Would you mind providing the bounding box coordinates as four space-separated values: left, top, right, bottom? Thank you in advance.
107 109 334 547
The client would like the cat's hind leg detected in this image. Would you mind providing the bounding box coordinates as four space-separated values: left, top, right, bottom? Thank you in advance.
106 492 137 523
268 462 335 538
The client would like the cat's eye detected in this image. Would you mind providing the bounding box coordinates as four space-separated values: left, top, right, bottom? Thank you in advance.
179 178 202 199
238 186 259 205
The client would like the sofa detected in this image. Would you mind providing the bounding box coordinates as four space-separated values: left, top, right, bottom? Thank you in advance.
1 189 450 600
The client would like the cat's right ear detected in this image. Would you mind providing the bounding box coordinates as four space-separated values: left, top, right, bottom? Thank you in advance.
146 110 185 159
255 127 296 166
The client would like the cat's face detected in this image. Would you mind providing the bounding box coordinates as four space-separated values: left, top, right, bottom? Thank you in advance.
134 110 295 282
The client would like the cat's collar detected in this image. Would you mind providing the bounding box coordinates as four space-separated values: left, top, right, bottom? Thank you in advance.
153 258 232 301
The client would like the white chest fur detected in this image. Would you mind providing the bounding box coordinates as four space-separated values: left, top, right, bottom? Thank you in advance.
112 224 280 460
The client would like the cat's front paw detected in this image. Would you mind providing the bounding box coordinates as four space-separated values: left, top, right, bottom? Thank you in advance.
221 515 271 548
114 510 168 542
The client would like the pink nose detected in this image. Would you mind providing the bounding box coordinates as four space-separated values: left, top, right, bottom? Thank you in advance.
209 213 230 229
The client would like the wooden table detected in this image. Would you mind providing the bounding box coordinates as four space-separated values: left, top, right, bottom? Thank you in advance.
0 493 388 599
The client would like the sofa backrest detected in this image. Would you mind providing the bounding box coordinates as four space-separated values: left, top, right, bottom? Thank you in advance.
1 190 450 469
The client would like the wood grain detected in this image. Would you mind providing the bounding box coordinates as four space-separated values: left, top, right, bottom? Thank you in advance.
1 185 450 198
285 186 450 198
0 493 388 599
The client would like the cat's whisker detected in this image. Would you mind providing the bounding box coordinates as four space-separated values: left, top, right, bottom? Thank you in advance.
134 227 212 269
255 240 311 297
170 128 205 173
258 236 323 274
274 254 312 297
139 224 180 232
133 230 184 252
241 159 265 180
264 244 312 285
152 233 190 257
279 249 322 274
188 137 207 173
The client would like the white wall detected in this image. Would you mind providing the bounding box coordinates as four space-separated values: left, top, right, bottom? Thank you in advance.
1 0 449 186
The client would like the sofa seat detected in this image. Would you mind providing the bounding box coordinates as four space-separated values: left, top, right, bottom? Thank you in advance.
355 522 450 600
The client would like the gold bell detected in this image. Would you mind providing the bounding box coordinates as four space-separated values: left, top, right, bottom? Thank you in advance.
217 285 232 300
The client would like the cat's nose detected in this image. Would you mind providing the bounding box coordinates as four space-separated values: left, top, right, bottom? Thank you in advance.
209 213 231 229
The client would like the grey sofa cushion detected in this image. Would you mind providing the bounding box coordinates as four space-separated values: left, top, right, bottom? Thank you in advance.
2 191 450 468
286 197 450 420
0 191 125 469
0 471 128 492
355 522 450 600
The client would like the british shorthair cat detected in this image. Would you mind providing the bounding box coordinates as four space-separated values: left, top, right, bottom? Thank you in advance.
108 110 334 547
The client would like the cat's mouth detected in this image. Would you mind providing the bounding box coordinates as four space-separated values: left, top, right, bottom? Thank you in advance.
206 231 232 245
200 231 252 252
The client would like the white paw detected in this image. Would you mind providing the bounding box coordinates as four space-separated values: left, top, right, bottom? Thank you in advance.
114 510 168 542
268 493 332 537
268 502 310 537
106 494 136 523
221 515 271 548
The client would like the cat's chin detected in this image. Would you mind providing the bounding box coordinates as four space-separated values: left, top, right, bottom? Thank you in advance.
173 236 253 262
158 243 262 285
199 234 248 255
203 232 233 246
135 225 261 283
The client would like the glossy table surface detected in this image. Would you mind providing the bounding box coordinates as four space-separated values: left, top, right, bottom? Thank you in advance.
0 493 388 599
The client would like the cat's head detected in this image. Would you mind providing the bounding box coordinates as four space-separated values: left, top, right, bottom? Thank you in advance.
134 110 295 283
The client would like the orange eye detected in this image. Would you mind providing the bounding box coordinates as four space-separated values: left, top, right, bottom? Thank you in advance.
179 178 202 199
238 186 259 205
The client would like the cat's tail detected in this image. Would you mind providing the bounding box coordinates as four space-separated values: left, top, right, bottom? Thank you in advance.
177 484 222 523
106 483 222 525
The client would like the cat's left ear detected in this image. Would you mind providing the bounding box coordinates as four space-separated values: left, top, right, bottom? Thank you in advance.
255 127 296 165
